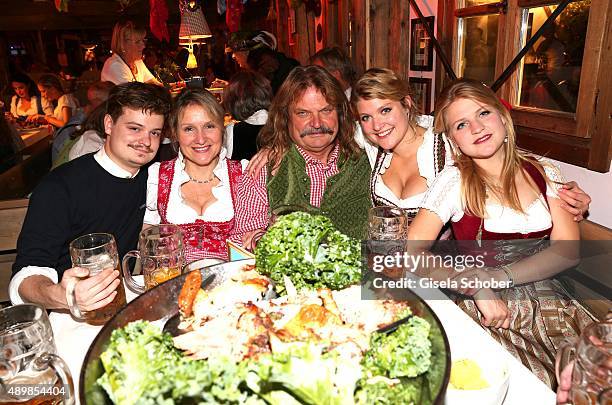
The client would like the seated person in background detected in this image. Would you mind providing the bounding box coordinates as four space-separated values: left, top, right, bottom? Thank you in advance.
8 72 50 121
407 79 595 388
222 71 272 160
234 65 371 248
52 81 114 165
227 30 278 70
101 19 162 86
28 74 78 128
246 45 299 95
144 89 248 263
10 82 170 313
310 46 356 99
60 104 107 163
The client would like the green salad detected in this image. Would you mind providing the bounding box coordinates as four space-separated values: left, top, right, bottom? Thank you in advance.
97 310 446 405
255 212 361 294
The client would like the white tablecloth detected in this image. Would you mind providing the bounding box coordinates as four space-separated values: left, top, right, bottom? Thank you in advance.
50 280 555 405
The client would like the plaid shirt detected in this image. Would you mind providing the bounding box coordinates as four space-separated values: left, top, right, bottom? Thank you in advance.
234 144 340 239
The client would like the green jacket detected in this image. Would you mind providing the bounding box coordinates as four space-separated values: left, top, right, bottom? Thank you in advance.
267 145 371 239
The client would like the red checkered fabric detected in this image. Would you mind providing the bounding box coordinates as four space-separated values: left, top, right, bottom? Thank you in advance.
179 7 211 39
234 145 340 239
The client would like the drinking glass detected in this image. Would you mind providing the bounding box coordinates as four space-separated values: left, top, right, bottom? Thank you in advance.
67 233 126 325
367 206 409 280
557 321 612 405
367 206 409 240
0 304 74 404
122 224 184 294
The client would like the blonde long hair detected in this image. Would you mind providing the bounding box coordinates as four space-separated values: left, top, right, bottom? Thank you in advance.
351 68 420 134
258 65 360 168
433 79 547 217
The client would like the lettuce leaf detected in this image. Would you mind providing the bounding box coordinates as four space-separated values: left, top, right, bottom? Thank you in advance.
97 321 263 405
246 341 362 405
255 212 361 293
363 316 432 379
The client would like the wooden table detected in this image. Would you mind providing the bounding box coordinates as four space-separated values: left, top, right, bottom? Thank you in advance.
17 126 51 148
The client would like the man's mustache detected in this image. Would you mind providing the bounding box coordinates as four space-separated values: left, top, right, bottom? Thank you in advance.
128 143 154 153
300 126 335 137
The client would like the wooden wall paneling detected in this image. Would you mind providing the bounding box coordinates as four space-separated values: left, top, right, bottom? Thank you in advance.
577 0 611 145
295 4 313 64
389 0 410 76
499 0 521 108
369 0 390 68
515 126 590 167
276 0 290 54
325 0 339 47
337 0 350 53
306 9 317 62
587 3 612 171
351 0 368 73
511 109 576 136
435 0 456 93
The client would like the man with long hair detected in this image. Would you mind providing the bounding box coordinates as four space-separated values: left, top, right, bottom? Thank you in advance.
234 65 371 248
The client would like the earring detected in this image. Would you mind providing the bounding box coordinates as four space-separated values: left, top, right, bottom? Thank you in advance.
452 143 462 156
504 136 508 143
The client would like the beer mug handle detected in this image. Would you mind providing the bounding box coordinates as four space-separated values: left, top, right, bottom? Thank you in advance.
122 250 145 294
555 340 576 384
33 352 75 405
65 278 85 320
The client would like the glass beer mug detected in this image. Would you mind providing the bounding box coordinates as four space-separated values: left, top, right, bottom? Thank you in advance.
122 224 184 294
367 206 409 240
367 206 409 280
557 321 612 405
0 304 74 404
66 233 127 325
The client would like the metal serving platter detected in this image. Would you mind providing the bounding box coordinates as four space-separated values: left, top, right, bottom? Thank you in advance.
80 259 451 404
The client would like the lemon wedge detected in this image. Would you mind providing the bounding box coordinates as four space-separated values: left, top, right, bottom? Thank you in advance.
449 359 490 390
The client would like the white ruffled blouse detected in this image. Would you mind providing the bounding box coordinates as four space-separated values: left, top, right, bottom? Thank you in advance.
420 162 566 234
356 114 453 209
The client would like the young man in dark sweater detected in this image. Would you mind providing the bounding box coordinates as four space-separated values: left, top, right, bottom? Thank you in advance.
10 82 171 315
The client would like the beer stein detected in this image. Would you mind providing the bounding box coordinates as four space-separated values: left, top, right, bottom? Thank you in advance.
0 304 74 404
367 206 409 240
367 206 409 280
122 224 184 294
67 233 126 325
557 321 612 405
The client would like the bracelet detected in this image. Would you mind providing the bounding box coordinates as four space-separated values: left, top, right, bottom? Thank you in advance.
500 265 514 288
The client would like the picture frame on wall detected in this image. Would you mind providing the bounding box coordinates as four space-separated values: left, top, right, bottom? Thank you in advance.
410 16 435 71
409 77 432 114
